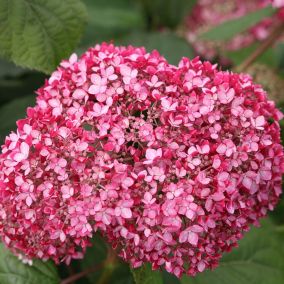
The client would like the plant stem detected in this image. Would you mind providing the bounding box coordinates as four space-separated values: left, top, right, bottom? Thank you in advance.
60 264 104 284
237 22 284 72
97 244 119 284
60 245 118 284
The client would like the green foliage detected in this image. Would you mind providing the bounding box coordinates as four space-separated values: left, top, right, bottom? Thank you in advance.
131 263 163 284
80 233 134 284
0 59 44 105
80 0 144 48
275 43 284 75
139 0 197 29
200 6 275 41
0 94 35 143
0 59 26 78
0 0 87 73
0 243 60 284
226 44 277 68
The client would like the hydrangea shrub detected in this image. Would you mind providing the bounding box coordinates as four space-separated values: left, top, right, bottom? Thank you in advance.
0 43 283 278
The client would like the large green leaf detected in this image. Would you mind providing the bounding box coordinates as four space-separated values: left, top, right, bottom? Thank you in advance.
0 243 60 284
131 264 163 284
119 32 195 65
200 6 275 41
0 0 87 73
0 94 36 143
181 220 284 284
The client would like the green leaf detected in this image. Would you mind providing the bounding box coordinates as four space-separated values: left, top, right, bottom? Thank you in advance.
0 0 87 73
0 94 36 143
0 59 26 78
79 0 144 48
270 196 284 225
140 0 197 29
80 233 134 284
181 220 284 284
200 6 275 41
226 44 277 68
131 263 163 284
0 243 60 284
162 269 180 284
119 32 195 65
0 58 45 105
0 72 44 105
275 42 284 75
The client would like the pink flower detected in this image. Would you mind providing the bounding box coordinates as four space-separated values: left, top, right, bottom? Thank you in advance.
161 98 178 112
88 74 107 95
216 139 236 157
13 142 29 163
114 200 133 219
179 225 203 245
251 115 266 130
91 103 109 117
272 0 284 8
101 66 118 81
48 98 62 116
146 75 164 88
61 185 74 199
120 65 138 84
138 124 154 142
218 87 235 104
72 89 87 100
144 148 162 164
0 43 283 279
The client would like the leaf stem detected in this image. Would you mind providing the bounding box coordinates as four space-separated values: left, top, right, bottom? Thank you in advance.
60 244 118 284
237 22 284 72
60 264 104 284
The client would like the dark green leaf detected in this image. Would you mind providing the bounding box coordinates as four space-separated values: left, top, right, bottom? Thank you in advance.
0 0 87 73
0 243 60 284
80 0 144 48
270 196 284 225
227 44 277 67
0 59 26 78
162 269 180 284
0 94 36 143
200 6 275 41
181 220 284 284
80 233 134 284
275 42 284 75
131 263 163 284
0 58 45 105
140 0 196 29
119 32 195 65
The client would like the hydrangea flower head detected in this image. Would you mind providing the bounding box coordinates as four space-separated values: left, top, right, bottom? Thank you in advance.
0 43 283 277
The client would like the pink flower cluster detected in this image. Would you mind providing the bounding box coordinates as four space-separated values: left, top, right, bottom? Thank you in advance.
186 0 284 60
273 0 284 7
0 43 283 277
